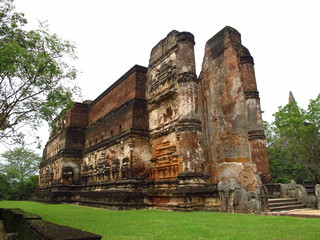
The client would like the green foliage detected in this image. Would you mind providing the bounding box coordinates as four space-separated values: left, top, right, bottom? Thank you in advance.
0 146 40 200
265 95 320 183
0 0 79 144
1 201 320 239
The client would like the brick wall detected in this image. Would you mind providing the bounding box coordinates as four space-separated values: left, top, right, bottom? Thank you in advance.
88 65 147 126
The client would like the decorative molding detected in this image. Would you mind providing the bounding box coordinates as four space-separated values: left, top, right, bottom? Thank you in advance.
177 32 195 44
148 89 177 104
84 129 150 154
244 91 260 100
240 55 254 64
39 149 83 168
150 125 176 139
177 118 202 132
177 73 198 83
248 130 265 141
148 45 178 70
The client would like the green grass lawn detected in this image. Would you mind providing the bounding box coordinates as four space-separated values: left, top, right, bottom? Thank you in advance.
0 201 319 240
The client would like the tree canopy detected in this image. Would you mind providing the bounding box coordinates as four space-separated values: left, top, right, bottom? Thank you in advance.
0 146 41 200
265 95 320 183
0 0 79 144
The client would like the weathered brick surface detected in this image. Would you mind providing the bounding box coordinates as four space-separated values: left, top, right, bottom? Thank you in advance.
88 66 147 125
37 27 271 212
199 26 271 183
147 30 204 180
65 103 90 128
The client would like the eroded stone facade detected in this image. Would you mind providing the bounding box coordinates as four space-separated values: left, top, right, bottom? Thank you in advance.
35 26 271 212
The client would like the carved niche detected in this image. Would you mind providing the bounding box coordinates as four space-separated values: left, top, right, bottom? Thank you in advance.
150 140 180 179
148 59 177 101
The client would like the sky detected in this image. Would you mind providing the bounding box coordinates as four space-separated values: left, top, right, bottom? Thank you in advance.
3 0 320 153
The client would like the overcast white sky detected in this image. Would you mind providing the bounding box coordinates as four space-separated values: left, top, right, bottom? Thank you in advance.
5 0 320 153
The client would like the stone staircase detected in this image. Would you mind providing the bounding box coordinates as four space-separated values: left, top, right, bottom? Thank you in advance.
268 198 311 212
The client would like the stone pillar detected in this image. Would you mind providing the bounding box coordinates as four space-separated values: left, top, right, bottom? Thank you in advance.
176 32 204 173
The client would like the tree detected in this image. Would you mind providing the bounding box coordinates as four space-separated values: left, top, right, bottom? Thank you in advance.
265 95 320 183
0 146 41 200
0 0 79 144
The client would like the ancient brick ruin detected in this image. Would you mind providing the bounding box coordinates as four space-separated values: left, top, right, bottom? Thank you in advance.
35 26 272 213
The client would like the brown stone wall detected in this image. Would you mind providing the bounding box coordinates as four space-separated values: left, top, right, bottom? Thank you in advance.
132 99 148 130
39 155 83 187
65 103 90 128
85 103 134 149
147 31 204 180
88 66 147 125
81 135 151 183
44 132 66 160
199 26 270 183
38 27 272 211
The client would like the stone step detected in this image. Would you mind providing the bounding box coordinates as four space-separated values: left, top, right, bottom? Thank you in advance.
269 198 296 203
267 197 311 212
269 201 302 207
269 204 307 212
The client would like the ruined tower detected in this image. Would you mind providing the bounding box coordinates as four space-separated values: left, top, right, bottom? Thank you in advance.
147 31 204 179
199 26 270 184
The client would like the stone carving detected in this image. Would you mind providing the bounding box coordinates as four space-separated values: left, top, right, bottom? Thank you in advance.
149 60 176 92
218 179 239 213
218 179 266 214
150 140 179 179
281 181 317 208
316 184 320 209
236 163 261 192
216 162 243 183
259 185 269 212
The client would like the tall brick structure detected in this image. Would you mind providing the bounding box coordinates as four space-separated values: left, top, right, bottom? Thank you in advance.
35 26 271 213
199 27 270 186
147 31 204 179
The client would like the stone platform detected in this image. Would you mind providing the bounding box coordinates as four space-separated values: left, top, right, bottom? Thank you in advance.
262 209 320 218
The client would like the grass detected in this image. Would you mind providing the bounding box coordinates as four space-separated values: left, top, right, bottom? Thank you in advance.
1 201 320 240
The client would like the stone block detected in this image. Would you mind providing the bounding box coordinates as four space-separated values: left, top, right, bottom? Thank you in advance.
216 162 243 183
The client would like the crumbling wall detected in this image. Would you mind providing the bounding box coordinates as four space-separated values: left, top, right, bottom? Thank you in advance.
199 26 270 184
37 27 272 213
147 30 204 180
